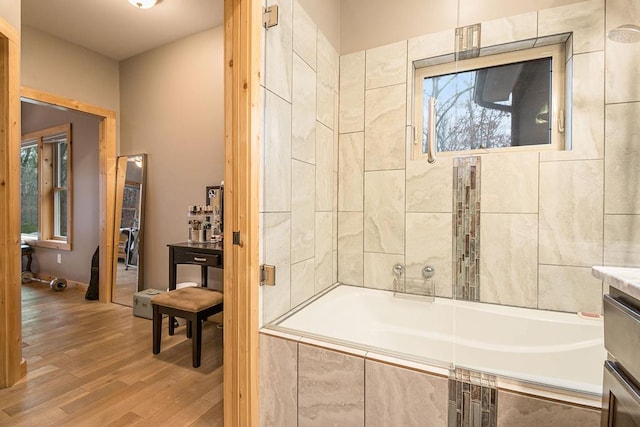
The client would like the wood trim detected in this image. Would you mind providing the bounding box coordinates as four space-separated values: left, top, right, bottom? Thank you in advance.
99 116 117 303
19 87 117 304
20 87 116 120
0 17 24 388
223 0 261 424
0 15 18 42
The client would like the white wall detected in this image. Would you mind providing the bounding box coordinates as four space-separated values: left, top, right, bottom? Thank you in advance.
21 26 120 114
340 0 588 54
119 26 225 290
0 0 20 32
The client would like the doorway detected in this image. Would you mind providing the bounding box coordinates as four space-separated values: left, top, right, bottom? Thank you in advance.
20 87 117 306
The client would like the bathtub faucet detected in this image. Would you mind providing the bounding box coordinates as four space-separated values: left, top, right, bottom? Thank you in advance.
392 264 436 302
392 264 405 293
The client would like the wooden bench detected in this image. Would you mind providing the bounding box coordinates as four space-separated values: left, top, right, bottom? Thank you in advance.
151 287 223 368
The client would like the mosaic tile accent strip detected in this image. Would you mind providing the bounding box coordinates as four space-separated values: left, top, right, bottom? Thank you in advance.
448 368 497 427
453 156 481 301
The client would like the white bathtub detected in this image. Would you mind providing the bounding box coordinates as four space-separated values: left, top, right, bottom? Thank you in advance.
274 284 606 398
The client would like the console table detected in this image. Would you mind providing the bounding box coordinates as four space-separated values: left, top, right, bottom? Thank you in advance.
167 241 223 291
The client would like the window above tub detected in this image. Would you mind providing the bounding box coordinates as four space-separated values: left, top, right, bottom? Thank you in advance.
413 38 568 161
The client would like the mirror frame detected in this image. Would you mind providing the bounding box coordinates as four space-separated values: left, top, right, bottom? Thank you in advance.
112 153 147 297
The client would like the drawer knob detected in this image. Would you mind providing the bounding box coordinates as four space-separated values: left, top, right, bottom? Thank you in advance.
194 257 207 262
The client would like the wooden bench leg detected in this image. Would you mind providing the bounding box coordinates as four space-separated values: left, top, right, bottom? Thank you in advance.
193 318 202 368
152 304 161 354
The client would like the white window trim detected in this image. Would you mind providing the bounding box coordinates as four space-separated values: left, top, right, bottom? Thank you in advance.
413 43 566 160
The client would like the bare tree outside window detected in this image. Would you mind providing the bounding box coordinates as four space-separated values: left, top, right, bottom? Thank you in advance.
20 143 38 236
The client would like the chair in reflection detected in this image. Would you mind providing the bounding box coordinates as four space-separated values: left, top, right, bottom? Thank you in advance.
118 228 138 270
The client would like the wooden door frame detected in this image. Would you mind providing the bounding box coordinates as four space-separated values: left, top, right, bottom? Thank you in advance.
19 87 117 305
3 5 261 420
0 15 24 388
0 63 116 386
223 0 261 424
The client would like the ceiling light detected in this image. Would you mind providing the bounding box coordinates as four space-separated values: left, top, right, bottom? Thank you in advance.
128 0 157 9
607 24 640 44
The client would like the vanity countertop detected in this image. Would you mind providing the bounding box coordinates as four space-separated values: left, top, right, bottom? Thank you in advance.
592 266 640 301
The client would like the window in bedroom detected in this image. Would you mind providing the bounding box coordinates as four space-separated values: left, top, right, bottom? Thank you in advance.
20 123 72 250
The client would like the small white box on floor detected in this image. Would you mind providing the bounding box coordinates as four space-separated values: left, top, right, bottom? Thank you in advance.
133 289 165 319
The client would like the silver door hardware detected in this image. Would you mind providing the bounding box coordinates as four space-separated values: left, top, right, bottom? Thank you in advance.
232 231 241 246
427 97 437 164
263 5 279 29
260 265 276 286
455 23 481 60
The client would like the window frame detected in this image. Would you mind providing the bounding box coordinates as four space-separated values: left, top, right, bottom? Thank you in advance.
20 123 73 250
413 43 566 160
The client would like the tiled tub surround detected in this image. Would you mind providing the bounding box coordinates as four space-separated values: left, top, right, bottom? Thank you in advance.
259 330 602 427
337 0 617 315
259 0 637 425
260 0 340 324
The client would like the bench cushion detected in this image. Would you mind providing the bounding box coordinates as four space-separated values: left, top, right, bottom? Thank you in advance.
151 287 223 312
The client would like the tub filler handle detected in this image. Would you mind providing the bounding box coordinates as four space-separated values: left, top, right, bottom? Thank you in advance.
392 264 404 277
422 265 435 279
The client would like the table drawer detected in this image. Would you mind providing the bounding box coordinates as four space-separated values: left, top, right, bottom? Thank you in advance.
173 250 222 268
604 294 640 381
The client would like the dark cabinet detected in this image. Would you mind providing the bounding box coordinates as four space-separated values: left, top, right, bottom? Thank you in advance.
602 289 640 426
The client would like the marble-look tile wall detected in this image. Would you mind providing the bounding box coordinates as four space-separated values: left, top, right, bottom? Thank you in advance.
261 0 339 324
258 332 599 427
604 0 640 273
258 332 449 427
337 0 617 314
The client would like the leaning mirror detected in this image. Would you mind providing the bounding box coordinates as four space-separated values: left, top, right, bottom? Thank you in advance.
112 154 146 306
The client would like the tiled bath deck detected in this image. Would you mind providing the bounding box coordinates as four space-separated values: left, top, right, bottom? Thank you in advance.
259 330 601 427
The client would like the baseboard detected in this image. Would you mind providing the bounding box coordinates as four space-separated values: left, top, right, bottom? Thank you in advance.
19 358 27 378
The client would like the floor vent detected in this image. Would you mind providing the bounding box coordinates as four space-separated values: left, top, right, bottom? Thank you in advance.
448 368 497 427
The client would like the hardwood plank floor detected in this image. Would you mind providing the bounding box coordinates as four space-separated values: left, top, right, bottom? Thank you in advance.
0 282 224 426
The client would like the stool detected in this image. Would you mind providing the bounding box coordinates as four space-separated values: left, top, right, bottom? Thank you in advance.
21 244 33 274
151 287 223 368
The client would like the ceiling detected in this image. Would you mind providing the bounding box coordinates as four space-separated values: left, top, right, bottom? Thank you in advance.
21 0 225 61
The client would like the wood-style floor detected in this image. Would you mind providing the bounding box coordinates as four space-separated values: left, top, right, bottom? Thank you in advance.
0 282 224 427
112 261 139 307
